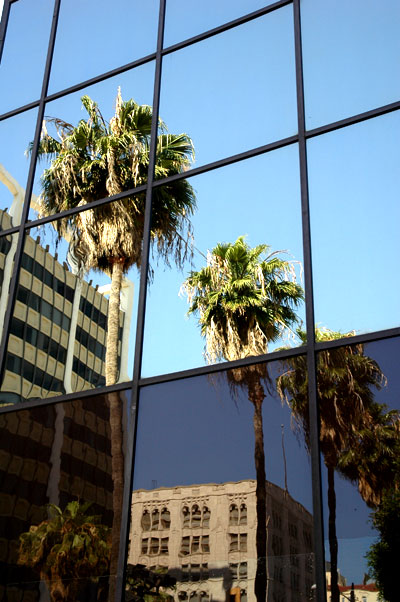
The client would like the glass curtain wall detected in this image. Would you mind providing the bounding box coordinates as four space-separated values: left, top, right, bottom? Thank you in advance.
0 1 399 601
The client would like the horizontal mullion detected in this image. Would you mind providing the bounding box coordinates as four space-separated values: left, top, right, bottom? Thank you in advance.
314 326 400 351
0 99 41 122
306 100 400 139
162 0 293 56
24 183 148 230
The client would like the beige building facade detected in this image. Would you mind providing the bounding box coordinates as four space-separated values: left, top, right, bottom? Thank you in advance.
129 480 315 602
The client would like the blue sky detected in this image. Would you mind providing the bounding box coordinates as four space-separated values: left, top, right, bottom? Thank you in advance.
1 0 400 587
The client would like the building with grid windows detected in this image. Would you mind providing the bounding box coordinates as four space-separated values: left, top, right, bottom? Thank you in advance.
0 2 399 602
129 480 314 602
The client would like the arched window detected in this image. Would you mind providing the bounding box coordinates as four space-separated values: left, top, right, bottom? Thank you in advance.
240 590 247 602
200 591 209 602
202 506 210 528
192 504 201 528
239 504 247 525
190 592 200 602
229 504 239 526
141 510 151 532
182 506 190 528
178 592 188 601
161 507 171 529
152 509 160 530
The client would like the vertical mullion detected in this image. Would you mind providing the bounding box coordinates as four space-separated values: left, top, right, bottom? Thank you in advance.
293 1 326 601
115 0 167 600
0 0 61 391
0 0 11 63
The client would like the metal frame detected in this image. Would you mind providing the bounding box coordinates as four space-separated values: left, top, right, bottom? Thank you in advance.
0 1 398 601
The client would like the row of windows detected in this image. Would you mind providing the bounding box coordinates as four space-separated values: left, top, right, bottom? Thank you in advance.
72 357 105 387
10 317 67 364
177 592 211 602
182 505 211 529
21 252 74 302
180 535 210 556
229 504 247 526
181 564 209 583
17 285 71 331
76 325 106 361
229 562 247 581
142 508 171 531
6 353 64 393
79 296 108 330
141 537 169 556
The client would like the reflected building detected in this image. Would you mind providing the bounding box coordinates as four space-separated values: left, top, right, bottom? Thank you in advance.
129 480 314 602
0 164 134 403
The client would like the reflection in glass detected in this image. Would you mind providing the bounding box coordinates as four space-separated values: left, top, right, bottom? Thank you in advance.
49 0 158 94
308 112 400 337
279 334 400 602
0 222 138 403
143 145 304 377
0 390 129 601
130 360 314 601
160 7 297 168
164 0 275 47
0 0 53 114
301 0 400 128
0 109 38 224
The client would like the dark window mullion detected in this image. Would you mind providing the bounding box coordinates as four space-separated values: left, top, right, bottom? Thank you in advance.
293 1 326 601
0 0 61 396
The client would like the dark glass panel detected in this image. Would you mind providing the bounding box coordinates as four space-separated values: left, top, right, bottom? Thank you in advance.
315 337 400 601
129 358 315 601
143 145 304 377
30 61 155 220
0 108 38 225
0 390 129 600
301 0 400 128
159 7 297 169
308 112 400 339
164 0 276 47
0 0 53 114
0 219 138 404
49 0 158 94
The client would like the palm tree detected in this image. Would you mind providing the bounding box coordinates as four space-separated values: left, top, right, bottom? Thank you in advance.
183 236 304 602
34 89 196 600
276 328 387 602
18 501 111 602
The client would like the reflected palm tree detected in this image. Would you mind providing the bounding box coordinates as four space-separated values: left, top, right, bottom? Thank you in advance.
18 501 111 602
183 236 303 602
33 89 196 599
277 328 390 602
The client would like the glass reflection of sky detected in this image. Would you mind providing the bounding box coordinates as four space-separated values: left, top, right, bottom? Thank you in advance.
133 360 313 515
143 144 304 377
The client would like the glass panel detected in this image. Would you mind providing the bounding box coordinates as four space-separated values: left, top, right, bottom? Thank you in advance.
0 218 139 404
0 0 53 114
308 112 400 339
0 390 129 600
48 0 158 94
0 109 38 225
30 62 155 221
314 337 400 602
129 358 315 602
164 0 276 47
159 7 297 169
301 0 400 128
143 145 304 377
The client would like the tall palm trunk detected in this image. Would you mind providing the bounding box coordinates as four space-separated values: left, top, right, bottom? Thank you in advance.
106 260 125 602
248 376 267 602
327 464 340 602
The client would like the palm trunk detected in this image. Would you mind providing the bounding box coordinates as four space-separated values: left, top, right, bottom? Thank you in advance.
106 260 125 602
248 377 267 602
327 465 340 602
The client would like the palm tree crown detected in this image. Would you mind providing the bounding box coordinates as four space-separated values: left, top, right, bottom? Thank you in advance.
183 235 304 363
35 88 196 275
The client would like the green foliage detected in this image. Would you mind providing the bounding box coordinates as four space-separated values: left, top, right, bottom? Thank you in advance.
367 489 400 602
125 564 175 602
18 501 111 601
34 89 196 275
183 236 304 363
